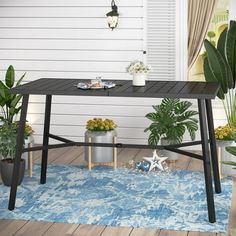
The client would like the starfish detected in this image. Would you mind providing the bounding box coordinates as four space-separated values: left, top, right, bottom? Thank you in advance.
143 150 168 171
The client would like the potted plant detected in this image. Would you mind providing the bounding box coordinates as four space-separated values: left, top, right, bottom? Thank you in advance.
144 98 198 160
0 65 32 186
84 118 117 163
204 20 236 174
126 60 152 86
0 122 34 185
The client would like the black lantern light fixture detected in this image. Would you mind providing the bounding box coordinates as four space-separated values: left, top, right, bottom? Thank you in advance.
106 0 119 30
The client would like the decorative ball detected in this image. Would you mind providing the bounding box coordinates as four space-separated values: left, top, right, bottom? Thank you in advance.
135 161 143 170
142 162 150 172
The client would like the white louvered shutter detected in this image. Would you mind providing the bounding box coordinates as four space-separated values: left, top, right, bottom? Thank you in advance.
147 0 176 80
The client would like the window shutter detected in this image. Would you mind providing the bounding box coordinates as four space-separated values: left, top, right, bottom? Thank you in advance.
147 0 176 80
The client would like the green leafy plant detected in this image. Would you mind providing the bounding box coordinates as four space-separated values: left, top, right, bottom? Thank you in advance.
0 65 34 160
144 98 198 145
204 21 236 127
0 122 34 159
0 123 18 159
0 65 25 124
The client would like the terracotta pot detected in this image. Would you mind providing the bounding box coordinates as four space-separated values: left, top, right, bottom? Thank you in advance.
0 159 25 186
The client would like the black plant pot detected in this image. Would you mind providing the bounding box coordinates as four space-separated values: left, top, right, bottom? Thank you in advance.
0 159 25 186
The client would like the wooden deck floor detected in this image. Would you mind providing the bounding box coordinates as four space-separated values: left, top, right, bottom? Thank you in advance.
0 147 235 236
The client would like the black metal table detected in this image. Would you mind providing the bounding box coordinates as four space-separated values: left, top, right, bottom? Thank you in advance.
9 79 221 223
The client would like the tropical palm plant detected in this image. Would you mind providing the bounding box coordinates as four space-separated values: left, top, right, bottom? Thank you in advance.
204 20 236 127
144 98 198 145
0 65 25 124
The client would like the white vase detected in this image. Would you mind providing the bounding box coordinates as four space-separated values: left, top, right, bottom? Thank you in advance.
132 73 146 86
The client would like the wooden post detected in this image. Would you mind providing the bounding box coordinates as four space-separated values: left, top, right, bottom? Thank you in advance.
113 136 117 170
28 142 33 177
88 137 92 171
217 146 223 179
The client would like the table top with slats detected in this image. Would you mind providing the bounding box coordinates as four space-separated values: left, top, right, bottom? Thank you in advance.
10 78 220 99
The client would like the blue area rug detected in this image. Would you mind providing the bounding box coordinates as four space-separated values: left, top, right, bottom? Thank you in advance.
0 164 233 233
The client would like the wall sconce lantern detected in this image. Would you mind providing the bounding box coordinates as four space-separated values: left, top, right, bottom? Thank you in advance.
106 0 119 30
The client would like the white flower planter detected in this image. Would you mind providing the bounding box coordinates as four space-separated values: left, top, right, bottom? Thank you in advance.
132 73 146 86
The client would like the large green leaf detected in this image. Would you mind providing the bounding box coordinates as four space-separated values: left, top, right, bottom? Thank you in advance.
10 94 22 108
166 124 185 144
217 27 227 57
226 21 236 88
222 161 236 169
183 121 198 141
161 98 179 112
145 112 158 122
203 57 225 99
174 101 192 114
225 146 236 156
148 130 160 146
177 110 198 122
16 72 26 87
5 65 15 88
0 81 7 99
204 39 234 92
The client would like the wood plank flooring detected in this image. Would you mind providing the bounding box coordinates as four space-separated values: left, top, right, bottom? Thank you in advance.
0 147 235 236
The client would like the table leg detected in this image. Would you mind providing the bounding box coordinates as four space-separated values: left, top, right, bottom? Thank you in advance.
198 99 216 223
205 99 221 193
8 94 29 210
40 95 52 184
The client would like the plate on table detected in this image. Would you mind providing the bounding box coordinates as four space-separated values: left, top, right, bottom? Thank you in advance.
77 81 115 90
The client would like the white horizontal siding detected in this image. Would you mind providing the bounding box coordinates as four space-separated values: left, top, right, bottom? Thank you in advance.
0 0 146 144
0 0 143 7
0 39 142 51
147 0 176 80
0 50 142 62
0 18 143 29
0 7 143 18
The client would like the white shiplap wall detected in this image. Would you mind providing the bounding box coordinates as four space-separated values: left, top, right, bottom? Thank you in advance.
0 0 227 146
0 0 150 144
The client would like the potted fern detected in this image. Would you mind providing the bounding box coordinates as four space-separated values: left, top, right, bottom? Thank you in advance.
144 98 198 160
0 65 33 186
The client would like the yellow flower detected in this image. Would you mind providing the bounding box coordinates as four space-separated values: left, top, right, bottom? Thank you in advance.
215 124 235 141
86 118 117 131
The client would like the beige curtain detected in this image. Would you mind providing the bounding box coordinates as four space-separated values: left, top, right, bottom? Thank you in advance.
188 0 217 69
